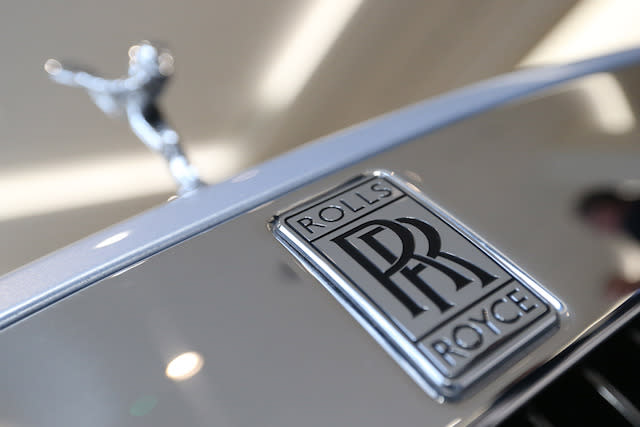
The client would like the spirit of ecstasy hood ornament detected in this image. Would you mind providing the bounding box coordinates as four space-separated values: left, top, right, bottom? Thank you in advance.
44 41 204 195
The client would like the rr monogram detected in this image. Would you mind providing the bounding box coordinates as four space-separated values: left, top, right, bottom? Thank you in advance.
332 217 497 317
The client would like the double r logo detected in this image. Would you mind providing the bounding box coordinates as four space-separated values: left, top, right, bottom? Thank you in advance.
332 217 497 317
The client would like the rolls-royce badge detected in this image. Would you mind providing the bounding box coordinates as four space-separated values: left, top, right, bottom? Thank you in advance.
272 171 560 400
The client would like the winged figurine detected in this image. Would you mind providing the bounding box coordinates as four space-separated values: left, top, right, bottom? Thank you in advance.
45 41 203 195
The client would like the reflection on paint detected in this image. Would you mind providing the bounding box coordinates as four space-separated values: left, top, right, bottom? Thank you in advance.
579 73 635 135
94 231 131 249
520 0 640 66
165 351 204 381
129 395 158 417
259 0 363 110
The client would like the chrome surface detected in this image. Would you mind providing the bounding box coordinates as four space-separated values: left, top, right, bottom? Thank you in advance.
0 57 639 425
272 172 559 399
1 49 638 331
46 41 203 195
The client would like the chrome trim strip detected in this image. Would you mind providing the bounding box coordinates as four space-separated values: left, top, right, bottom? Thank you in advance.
582 367 640 425
1 48 640 331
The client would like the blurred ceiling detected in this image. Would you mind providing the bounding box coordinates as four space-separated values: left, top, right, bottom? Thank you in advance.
1 0 626 274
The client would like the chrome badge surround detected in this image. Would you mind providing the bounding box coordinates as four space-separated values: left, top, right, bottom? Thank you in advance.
272 171 561 400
